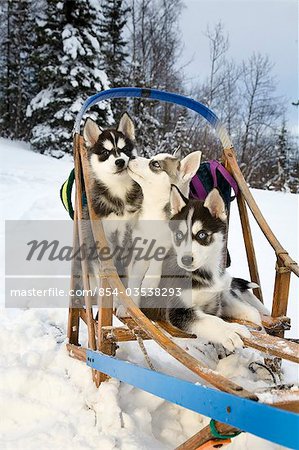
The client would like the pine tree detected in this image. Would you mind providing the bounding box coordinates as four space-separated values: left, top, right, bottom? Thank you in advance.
0 0 33 139
27 0 112 157
276 122 289 190
266 121 292 192
159 110 193 157
100 0 129 88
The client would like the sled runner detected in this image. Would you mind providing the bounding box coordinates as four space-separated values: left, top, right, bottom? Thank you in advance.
66 88 299 449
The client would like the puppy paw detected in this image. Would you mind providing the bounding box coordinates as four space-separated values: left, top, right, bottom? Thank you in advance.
217 323 250 352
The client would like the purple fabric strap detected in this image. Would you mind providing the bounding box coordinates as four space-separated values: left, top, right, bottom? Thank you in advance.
209 160 239 197
190 160 239 200
190 174 207 200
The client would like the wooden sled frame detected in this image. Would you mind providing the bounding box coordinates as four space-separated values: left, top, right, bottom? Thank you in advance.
67 88 299 449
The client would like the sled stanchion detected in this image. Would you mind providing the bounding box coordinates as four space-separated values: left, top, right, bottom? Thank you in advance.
67 210 80 346
73 133 101 384
236 190 263 302
96 276 114 384
272 258 291 337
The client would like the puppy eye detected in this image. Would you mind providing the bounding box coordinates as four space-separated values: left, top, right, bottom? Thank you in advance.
175 231 184 241
196 231 208 240
102 150 110 157
150 160 160 168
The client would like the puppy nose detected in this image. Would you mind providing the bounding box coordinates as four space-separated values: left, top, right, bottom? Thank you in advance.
115 159 125 168
181 255 193 266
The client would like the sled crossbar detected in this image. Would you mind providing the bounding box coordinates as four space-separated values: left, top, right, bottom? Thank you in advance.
82 348 299 449
74 87 232 148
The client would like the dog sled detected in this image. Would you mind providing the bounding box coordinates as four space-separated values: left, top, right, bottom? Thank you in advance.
66 88 299 449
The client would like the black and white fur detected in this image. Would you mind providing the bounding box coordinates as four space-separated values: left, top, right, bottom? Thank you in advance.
79 114 142 299
164 186 269 351
83 113 142 222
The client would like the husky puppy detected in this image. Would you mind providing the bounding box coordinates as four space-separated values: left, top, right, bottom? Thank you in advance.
83 113 142 222
78 114 142 299
124 152 201 307
163 186 269 351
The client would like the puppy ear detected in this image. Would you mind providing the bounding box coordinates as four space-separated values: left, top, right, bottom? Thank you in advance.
170 185 188 215
204 188 227 221
83 118 102 148
180 151 202 182
117 112 135 141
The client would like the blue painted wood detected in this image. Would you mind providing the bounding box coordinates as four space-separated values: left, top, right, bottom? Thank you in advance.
74 87 220 133
86 349 299 449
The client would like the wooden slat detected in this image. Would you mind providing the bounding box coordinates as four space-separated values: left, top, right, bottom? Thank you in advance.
261 315 291 334
271 258 291 337
79 308 88 324
175 422 237 450
153 320 299 363
272 400 299 413
96 277 114 385
236 191 263 301
73 135 99 384
223 148 263 301
258 387 299 413
67 308 80 346
67 343 87 362
74 135 96 349
244 331 299 363
102 325 150 342
67 211 81 346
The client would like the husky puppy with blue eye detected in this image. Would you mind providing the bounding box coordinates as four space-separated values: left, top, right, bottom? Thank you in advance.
163 186 269 351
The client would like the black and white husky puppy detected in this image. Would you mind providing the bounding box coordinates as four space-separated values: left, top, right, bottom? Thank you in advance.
164 186 269 351
80 114 142 292
83 112 142 222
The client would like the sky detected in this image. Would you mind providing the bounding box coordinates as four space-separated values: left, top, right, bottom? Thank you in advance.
180 0 298 132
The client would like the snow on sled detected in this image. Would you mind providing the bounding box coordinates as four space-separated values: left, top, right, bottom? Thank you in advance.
66 88 299 450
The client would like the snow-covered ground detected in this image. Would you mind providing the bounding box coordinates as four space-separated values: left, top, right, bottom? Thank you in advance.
0 138 298 450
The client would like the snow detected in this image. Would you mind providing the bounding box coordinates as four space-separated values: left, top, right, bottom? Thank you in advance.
26 88 54 117
0 138 298 450
62 25 86 60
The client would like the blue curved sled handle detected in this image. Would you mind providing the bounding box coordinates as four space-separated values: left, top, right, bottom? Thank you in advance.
74 87 233 148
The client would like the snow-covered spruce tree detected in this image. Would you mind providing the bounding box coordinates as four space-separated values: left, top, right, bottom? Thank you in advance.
0 0 34 139
100 0 129 87
99 0 129 118
159 109 193 157
266 121 299 193
126 0 184 158
27 0 112 157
